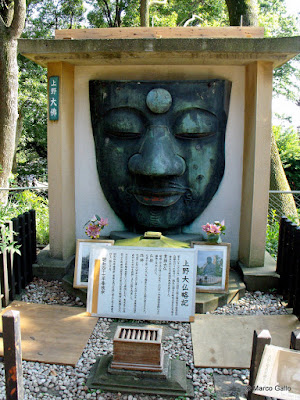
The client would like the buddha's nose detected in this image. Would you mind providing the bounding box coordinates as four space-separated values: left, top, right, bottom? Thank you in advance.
128 125 186 176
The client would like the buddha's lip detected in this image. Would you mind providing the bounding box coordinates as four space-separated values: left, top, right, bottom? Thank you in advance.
132 187 186 196
133 190 184 207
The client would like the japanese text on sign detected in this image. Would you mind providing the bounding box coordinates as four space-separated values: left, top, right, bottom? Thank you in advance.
87 246 197 322
49 76 59 121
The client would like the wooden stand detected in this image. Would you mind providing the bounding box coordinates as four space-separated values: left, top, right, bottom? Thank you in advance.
111 326 163 372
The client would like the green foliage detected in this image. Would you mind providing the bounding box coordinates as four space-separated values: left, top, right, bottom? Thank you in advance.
273 125 300 190
16 0 86 180
266 209 300 259
266 210 280 259
2 190 49 245
17 55 48 180
259 0 300 101
87 0 229 28
25 0 86 38
0 222 21 257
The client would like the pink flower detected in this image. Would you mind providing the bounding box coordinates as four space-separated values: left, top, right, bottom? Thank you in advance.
202 223 211 233
84 215 108 239
210 225 221 234
85 223 102 239
100 218 108 227
202 222 223 235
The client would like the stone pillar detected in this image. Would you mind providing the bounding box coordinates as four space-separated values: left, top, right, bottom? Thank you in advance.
47 62 75 260
239 61 273 267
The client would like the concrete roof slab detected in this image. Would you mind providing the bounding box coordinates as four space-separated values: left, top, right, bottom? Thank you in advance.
18 36 300 68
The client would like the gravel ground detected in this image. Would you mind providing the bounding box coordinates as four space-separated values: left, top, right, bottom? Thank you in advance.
0 277 289 400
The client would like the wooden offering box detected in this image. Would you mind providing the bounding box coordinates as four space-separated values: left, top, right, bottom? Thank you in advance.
111 326 163 372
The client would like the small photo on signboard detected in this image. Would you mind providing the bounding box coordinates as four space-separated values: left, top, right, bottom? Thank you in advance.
191 242 230 293
73 239 114 288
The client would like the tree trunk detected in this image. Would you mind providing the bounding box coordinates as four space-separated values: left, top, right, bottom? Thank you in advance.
0 39 19 203
12 113 24 173
225 0 297 224
0 0 26 204
225 0 258 26
270 132 298 221
140 0 150 27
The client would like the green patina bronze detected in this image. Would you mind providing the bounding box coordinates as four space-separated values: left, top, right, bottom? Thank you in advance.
115 234 190 248
89 80 231 233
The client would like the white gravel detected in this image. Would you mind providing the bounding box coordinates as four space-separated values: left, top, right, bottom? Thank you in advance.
0 278 288 400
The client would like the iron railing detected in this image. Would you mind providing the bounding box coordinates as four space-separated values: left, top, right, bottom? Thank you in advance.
276 216 300 317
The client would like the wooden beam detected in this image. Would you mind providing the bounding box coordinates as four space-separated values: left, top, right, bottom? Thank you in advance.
248 329 272 400
2 310 24 400
55 27 265 40
290 330 300 350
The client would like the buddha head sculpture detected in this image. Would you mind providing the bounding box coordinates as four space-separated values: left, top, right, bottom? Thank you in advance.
89 80 231 233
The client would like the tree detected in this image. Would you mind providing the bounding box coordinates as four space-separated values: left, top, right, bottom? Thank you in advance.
270 131 298 219
87 0 134 28
13 0 85 182
273 125 300 191
140 0 168 27
0 0 26 203
223 0 298 221
225 0 258 26
25 0 85 37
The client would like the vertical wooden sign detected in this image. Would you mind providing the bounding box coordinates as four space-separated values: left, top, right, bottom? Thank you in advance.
49 76 59 121
2 310 24 400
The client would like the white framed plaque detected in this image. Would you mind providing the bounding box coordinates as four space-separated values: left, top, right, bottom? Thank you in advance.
73 239 114 288
87 246 197 322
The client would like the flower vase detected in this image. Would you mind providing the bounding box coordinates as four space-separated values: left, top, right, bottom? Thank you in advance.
207 233 222 244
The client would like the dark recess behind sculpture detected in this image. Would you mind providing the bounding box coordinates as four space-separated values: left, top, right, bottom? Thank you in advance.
89 80 231 234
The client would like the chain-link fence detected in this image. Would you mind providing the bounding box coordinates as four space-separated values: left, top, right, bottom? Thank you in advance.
268 191 300 222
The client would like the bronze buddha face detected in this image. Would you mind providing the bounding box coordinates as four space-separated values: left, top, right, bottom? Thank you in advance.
89 80 231 233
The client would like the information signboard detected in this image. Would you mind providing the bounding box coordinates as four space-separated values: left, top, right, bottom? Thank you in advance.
87 246 197 322
49 76 59 121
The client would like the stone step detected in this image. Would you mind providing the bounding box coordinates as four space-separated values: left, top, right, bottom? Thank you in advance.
195 269 246 314
237 252 280 292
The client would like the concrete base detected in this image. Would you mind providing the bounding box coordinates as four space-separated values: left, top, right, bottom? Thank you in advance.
238 252 280 291
87 355 193 396
33 246 75 280
195 270 246 314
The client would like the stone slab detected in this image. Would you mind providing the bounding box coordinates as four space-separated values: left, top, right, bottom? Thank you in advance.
191 314 300 368
213 373 247 400
0 301 97 366
238 252 280 291
87 355 193 396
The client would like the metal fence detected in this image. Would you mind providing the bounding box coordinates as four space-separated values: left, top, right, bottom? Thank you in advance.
0 185 48 194
0 210 37 308
268 190 300 222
